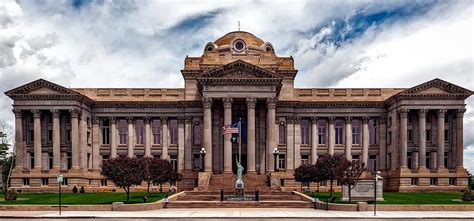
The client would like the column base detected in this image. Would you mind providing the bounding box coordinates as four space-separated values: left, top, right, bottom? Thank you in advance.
49 166 61 174
417 166 430 175
68 166 82 174
397 166 411 175
30 167 42 174
437 167 449 174
12 166 24 173
246 170 257 175
455 166 468 175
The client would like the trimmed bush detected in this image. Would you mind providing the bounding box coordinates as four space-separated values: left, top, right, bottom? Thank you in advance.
72 186 78 193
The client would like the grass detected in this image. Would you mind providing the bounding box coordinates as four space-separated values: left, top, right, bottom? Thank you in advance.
0 191 170 205
305 191 474 205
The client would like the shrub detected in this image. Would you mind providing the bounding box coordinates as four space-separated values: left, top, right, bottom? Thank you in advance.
462 187 472 202
79 186 85 193
72 186 78 193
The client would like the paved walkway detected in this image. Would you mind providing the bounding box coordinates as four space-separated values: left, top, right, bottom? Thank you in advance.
0 208 473 219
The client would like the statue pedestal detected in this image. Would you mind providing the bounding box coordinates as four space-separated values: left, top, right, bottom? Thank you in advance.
235 179 244 197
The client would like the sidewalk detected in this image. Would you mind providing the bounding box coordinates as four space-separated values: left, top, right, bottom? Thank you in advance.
0 208 473 219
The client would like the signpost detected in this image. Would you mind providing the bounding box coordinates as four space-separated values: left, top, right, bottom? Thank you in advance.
57 173 63 215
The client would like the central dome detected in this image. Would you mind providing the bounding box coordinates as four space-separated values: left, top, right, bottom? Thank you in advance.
214 31 265 47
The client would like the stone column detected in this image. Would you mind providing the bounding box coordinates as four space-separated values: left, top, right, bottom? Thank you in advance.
110 117 117 158
161 117 169 160
266 97 276 172
345 116 352 161
328 116 335 156
362 116 369 167
91 116 100 171
127 117 134 157
202 97 213 172
223 97 233 173
418 109 427 170
437 109 446 169
145 117 151 157
310 117 318 164
178 117 185 172
246 98 257 173
32 109 42 171
294 116 301 168
70 109 80 170
455 108 466 169
286 117 294 170
184 117 193 170
379 116 387 170
399 109 409 168
13 109 24 170
51 109 61 171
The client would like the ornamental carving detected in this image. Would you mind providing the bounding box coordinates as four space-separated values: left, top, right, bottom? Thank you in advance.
222 97 233 109
362 116 369 124
127 116 134 123
398 109 409 118
202 97 213 109
437 109 447 118
69 109 80 118
328 116 335 124
456 108 466 118
246 98 257 109
311 116 318 124
418 109 428 118
345 116 352 123
91 116 99 124
109 116 116 124
185 116 193 124
266 97 277 109
51 109 60 118
12 109 22 118
161 116 168 124
32 109 41 118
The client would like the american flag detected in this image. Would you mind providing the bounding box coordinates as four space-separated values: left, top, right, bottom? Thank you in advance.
222 123 239 135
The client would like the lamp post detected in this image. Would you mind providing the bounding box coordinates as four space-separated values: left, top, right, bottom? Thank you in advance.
374 171 381 216
200 147 207 172
272 148 279 172
56 173 63 215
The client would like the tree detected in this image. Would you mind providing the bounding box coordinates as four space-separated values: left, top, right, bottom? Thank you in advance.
0 121 14 199
151 159 173 192
294 164 316 192
101 157 144 203
337 159 364 203
314 154 345 198
141 157 158 195
169 170 183 191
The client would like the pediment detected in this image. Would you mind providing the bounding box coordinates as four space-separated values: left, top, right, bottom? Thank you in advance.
397 78 473 97
5 79 79 97
198 60 282 80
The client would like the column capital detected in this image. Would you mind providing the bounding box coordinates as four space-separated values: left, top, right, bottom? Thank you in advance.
246 98 257 109
126 116 134 123
32 109 41 118
222 97 233 109
362 116 369 124
50 109 60 118
437 109 447 118
328 116 335 124
345 116 352 123
266 97 277 109
418 109 427 118
69 109 80 118
286 116 294 124
12 109 22 118
177 116 185 124
185 116 193 124
379 115 387 125
109 116 116 124
311 116 318 124
91 116 99 125
202 97 213 109
161 116 168 124
456 108 466 118
144 116 151 124
292 115 301 124
398 108 409 118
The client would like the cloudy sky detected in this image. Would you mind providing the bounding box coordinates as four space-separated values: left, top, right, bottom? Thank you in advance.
0 0 473 171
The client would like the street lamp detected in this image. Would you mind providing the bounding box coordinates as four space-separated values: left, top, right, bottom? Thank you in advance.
374 170 382 216
272 148 279 172
200 147 207 172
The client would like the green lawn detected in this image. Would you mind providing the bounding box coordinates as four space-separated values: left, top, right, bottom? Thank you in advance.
305 192 474 204
0 192 170 205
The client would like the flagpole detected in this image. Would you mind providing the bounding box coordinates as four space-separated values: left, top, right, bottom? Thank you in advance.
238 118 242 163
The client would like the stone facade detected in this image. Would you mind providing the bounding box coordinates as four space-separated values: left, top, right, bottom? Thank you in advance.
4 31 473 192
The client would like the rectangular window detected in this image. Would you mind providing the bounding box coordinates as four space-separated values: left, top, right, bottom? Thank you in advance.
279 154 286 169
388 116 392 128
101 119 110 145
430 178 438 186
67 152 72 170
411 178 419 186
30 152 34 169
193 123 202 146
426 115 432 123
62 178 68 186
444 155 449 169
318 120 326 145
407 152 412 169
101 155 109 165
388 131 392 145
48 153 53 170
41 178 49 186
65 129 71 142
301 155 309 165
170 155 178 171
444 129 449 142
152 119 161 145
444 116 449 124
408 130 413 142
169 119 178 145
352 120 360 145
278 124 286 145
352 155 360 162
118 119 127 145
426 129 431 142
408 114 413 124
101 179 108 186
369 118 377 145
193 154 201 170
22 178 30 186
301 119 310 145
135 119 144 145
426 154 431 169
335 120 343 145
368 155 377 172
47 130 53 143
449 178 456 186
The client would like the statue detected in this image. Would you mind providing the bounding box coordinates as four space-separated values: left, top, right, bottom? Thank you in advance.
235 156 244 189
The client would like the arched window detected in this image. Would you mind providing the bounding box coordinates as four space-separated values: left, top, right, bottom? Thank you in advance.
193 122 202 146
278 123 286 144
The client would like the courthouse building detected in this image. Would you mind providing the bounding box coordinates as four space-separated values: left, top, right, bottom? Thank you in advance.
5 31 473 192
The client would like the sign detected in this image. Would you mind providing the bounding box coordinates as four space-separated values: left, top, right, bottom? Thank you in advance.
57 174 63 183
342 179 384 201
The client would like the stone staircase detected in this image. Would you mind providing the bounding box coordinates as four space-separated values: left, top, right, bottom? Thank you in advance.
207 173 271 191
165 190 314 208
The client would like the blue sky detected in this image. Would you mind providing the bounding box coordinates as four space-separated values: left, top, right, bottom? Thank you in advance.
0 0 473 172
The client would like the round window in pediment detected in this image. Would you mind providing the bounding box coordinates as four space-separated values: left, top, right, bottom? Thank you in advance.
233 39 245 52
